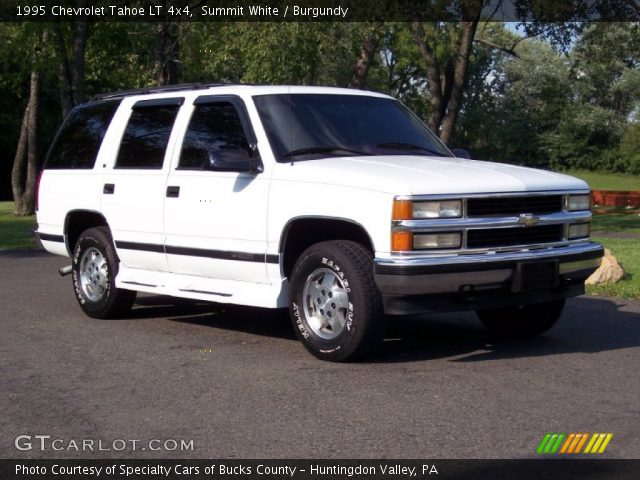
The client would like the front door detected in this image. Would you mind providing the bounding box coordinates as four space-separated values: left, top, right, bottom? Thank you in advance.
163 95 270 283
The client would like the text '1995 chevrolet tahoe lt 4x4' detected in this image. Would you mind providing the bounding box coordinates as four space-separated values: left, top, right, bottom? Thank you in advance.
36 84 604 361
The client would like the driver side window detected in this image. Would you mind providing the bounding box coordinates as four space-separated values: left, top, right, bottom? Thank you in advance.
178 102 250 170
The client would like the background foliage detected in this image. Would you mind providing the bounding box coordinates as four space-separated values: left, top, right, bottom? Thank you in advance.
1 21 639 201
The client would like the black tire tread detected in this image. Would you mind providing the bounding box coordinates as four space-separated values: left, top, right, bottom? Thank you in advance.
289 240 384 362
73 226 135 319
330 240 384 359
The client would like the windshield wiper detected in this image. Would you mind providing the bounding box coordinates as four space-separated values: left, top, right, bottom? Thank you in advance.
283 146 371 158
375 142 448 157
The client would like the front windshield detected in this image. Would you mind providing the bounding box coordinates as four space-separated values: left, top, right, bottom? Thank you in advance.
252 93 452 162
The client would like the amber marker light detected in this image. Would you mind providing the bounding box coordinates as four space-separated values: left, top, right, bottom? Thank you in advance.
392 199 413 221
391 231 412 251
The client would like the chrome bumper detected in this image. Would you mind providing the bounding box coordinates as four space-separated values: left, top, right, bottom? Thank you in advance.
374 242 603 298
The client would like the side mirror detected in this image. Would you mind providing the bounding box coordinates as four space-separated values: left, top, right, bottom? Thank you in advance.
207 147 263 173
451 148 471 159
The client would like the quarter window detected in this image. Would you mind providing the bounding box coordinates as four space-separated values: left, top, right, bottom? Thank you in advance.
45 100 120 170
115 103 181 169
179 102 250 170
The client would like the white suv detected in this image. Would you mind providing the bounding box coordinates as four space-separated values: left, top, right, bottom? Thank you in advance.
36 84 603 361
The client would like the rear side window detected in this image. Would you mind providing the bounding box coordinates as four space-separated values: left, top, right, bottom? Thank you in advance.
45 100 120 170
179 102 250 170
115 101 181 169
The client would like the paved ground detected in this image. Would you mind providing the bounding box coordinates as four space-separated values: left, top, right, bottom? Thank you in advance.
1 250 639 459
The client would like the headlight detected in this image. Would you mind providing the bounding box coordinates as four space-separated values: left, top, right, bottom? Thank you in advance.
414 232 462 249
413 200 462 219
566 194 591 211
393 199 463 220
568 223 590 239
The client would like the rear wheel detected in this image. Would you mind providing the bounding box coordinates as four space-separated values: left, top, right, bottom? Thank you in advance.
72 226 136 318
476 299 565 338
289 240 385 362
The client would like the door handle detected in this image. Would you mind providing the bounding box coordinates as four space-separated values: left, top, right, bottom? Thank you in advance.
166 186 180 198
103 183 115 194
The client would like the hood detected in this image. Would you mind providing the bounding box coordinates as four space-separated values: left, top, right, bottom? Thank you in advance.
274 155 589 195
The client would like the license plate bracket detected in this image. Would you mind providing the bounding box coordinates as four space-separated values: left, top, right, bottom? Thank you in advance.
511 260 559 292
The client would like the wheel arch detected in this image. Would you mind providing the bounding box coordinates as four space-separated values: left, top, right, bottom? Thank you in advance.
64 210 109 255
279 216 375 278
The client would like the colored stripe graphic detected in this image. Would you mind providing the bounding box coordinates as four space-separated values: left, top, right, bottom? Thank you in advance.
537 433 566 454
583 434 599 453
538 433 613 454
584 433 614 454
537 434 553 454
550 433 566 453
560 433 575 454
574 433 589 453
598 434 613 453
568 433 582 453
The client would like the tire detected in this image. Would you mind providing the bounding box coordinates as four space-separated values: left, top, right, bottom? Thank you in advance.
289 240 385 362
476 299 565 338
72 226 136 319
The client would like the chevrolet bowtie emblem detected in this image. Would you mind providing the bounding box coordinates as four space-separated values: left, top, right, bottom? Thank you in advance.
518 213 540 226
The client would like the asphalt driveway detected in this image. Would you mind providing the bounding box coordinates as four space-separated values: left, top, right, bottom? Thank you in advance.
1 250 639 459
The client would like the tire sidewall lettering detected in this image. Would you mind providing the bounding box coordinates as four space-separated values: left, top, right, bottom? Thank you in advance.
291 302 310 339
291 252 356 354
321 256 351 293
321 256 355 332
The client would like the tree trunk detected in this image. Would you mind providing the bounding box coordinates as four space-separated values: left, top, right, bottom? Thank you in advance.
71 3 89 105
52 24 74 118
155 20 181 86
11 102 29 211
411 22 445 133
51 3 90 118
154 22 168 86
12 69 40 216
439 20 479 145
348 33 379 89
412 18 480 144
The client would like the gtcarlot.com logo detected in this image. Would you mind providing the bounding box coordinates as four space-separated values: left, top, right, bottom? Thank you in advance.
14 434 194 452
537 432 613 454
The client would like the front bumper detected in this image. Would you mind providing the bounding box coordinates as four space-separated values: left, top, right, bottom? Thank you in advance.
374 242 604 315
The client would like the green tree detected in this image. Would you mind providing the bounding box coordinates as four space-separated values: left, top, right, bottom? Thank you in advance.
543 23 640 172
181 23 362 86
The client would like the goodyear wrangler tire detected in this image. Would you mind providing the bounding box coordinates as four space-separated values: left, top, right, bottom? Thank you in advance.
476 299 565 338
289 240 385 362
72 226 136 319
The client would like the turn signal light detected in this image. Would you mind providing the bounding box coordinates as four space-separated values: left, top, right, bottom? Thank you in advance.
391 231 412 251
392 200 413 220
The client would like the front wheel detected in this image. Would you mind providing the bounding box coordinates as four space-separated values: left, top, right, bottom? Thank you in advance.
476 299 566 338
289 240 385 362
72 226 136 319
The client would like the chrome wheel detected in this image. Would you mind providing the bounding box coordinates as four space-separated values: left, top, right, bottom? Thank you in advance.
302 267 350 340
79 247 108 302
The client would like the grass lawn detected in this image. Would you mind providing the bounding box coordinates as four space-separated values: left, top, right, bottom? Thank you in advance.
591 210 640 234
588 237 640 299
562 170 640 191
0 202 37 250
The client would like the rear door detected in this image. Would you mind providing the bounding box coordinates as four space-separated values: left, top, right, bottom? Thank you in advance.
100 97 183 271
163 95 271 283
